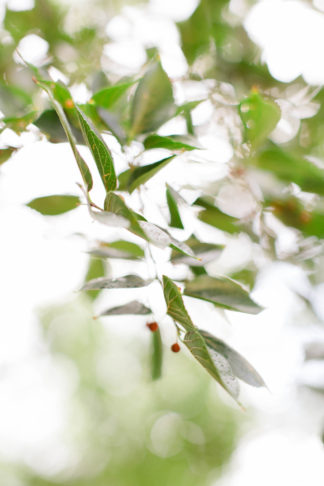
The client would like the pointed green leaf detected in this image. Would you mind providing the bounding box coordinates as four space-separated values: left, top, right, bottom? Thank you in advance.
162 275 195 332
81 274 152 290
34 109 84 144
76 106 117 191
26 194 80 215
99 300 152 316
184 275 263 314
84 256 106 301
200 330 266 387
166 186 184 229
184 329 240 401
130 61 175 136
239 91 280 148
144 134 198 151
0 147 16 165
2 112 36 133
128 156 176 193
104 192 147 238
92 80 136 109
89 240 145 260
151 327 163 380
195 198 241 234
35 79 93 191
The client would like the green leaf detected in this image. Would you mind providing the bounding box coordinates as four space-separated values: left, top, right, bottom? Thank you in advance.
2 112 37 133
184 329 240 401
104 192 147 238
177 1 210 65
166 185 184 229
0 147 16 165
92 80 136 109
0 82 33 117
130 61 175 136
127 156 176 193
195 198 241 234
184 275 263 314
144 134 198 151
151 327 163 380
26 194 80 215
76 106 117 192
251 146 324 196
35 79 93 192
162 275 195 332
98 300 152 316
200 330 266 387
34 109 84 144
81 274 152 290
171 236 224 266
239 91 280 149
89 240 145 260
84 256 106 301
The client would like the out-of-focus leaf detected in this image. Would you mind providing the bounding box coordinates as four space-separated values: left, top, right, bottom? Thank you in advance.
178 1 210 64
104 192 147 238
89 240 145 260
184 275 263 314
127 156 176 193
26 194 80 215
130 61 175 136
98 300 152 316
84 256 106 301
144 134 198 151
76 106 117 191
268 196 324 238
200 329 266 387
184 329 240 401
35 79 93 191
239 91 280 148
229 268 257 290
162 275 195 332
0 147 16 165
195 197 241 234
0 83 33 117
34 109 84 143
2 112 36 133
151 327 163 380
171 236 224 266
166 185 184 229
251 146 324 196
81 274 152 290
97 107 127 145
92 80 136 109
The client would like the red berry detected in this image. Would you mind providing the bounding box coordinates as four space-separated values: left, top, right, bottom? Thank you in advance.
171 343 181 353
146 321 158 332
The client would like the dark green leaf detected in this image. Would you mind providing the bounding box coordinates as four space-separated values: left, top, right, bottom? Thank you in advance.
200 330 266 387
178 1 210 65
252 146 324 196
104 192 147 238
34 109 84 144
81 274 152 290
26 194 80 215
128 156 176 193
184 275 263 314
144 134 198 151
76 106 117 191
166 185 184 229
162 275 195 332
99 300 152 316
238 91 280 148
184 329 240 401
130 61 175 136
92 81 136 109
195 197 241 234
151 327 163 380
84 256 106 301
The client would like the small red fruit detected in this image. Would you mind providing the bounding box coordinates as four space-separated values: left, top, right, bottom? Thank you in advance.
146 321 158 332
171 343 181 353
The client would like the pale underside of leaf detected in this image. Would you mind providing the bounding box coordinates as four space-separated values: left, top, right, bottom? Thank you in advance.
81 274 152 290
99 300 152 316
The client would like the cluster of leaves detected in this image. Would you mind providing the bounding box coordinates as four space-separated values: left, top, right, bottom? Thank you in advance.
2 0 324 405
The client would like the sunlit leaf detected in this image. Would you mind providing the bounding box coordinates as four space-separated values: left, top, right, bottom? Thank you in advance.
26 194 80 215
184 275 263 314
92 80 136 109
151 327 163 380
200 330 266 387
166 185 184 229
130 61 175 136
144 134 198 151
184 329 240 401
239 91 280 148
195 197 241 234
98 300 152 316
81 274 152 290
76 106 117 191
